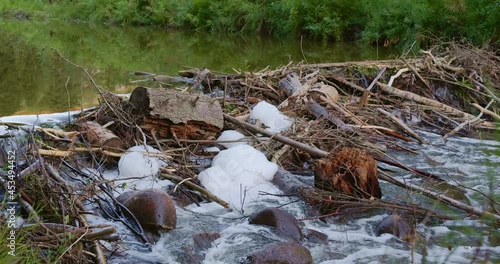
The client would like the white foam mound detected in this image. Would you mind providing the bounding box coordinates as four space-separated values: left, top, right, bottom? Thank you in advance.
198 145 278 206
118 145 163 178
213 145 277 181
130 145 168 166
217 130 247 149
249 101 293 133
204 146 221 153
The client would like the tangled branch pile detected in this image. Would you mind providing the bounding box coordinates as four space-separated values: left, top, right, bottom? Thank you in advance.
1 42 498 263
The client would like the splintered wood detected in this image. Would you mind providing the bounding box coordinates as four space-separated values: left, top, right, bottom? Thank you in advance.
314 147 381 199
129 86 224 140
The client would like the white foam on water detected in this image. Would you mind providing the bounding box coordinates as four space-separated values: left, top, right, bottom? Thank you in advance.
216 130 247 149
119 151 158 177
204 146 220 153
197 145 279 209
0 110 82 125
128 145 169 167
118 145 168 179
320 246 417 263
249 101 293 133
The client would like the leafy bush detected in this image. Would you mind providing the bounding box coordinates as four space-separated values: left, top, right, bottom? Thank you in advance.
1 0 498 47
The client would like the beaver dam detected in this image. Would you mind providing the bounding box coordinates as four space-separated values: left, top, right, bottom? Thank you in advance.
1 42 499 263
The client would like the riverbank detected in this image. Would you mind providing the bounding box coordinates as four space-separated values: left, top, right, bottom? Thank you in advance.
1 0 498 48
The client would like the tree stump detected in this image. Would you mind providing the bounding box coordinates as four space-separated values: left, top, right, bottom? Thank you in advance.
129 87 224 140
314 147 382 199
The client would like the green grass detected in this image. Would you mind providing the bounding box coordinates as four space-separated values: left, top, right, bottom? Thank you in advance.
0 202 43 264
0 0 48 19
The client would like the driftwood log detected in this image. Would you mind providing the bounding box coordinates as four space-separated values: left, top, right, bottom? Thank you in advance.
129 87 224 140
80 121 123 150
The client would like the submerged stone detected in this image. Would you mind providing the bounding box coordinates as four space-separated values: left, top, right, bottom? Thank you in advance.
249 207 303 241
304 228 328 243
247 242 313 264
182 232 221 264
375 214 415 242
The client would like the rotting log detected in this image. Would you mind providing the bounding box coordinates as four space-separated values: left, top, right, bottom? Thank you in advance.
80 121 123 150
129 87 224 140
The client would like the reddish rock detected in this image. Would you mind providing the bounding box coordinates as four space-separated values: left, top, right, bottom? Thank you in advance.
116 188 177 243
249 207 303 241
247 242 313 264
314 147 381 199
375 214 415 242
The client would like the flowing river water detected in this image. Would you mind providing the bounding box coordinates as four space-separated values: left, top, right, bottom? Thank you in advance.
1 19 499 263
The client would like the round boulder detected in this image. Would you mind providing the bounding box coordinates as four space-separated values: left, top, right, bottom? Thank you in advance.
116 188 177 242
247 242 313 264
249 207 303 241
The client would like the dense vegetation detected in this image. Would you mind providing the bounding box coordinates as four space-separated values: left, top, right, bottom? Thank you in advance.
1 0 498 48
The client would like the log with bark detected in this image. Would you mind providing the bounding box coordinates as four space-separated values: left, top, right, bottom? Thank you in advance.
129 87 224 140
80 121 123 150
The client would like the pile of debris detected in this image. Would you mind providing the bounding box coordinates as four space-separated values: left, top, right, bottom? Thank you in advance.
0 42 498 263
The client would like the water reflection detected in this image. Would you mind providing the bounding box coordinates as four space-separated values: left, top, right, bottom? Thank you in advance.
0 18 396 116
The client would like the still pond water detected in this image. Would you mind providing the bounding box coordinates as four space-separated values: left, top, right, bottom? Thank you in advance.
0 18 394 117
